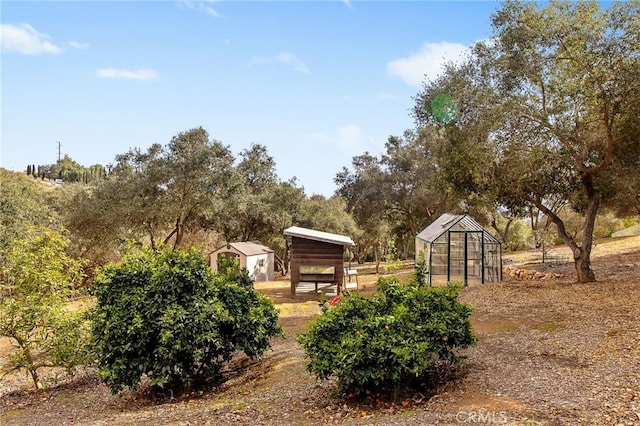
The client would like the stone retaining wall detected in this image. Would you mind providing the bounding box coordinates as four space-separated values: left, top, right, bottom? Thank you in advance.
503 264 565 280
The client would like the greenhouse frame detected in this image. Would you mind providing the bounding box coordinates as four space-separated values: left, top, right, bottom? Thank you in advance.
415 213 502 286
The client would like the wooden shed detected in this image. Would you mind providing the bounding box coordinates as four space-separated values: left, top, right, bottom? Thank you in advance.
284 226 355 297
209 241 274 282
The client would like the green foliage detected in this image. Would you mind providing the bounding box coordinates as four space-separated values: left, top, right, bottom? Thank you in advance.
0 169 60 256
77 127 243 250
335 131 459 265
297 275 476 400
622 217 640 229
216 252 240 274
34 155 106 184
381 240 404 274
413 258 428 288
0 227 92 389
412 0 640 282
554 210 631 240
51 183 125 283
57 155 85 182
594 212 629 239
90 245 283 394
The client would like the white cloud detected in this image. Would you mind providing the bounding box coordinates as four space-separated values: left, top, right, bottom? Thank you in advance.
306 124 372 155
387 41 471 86
0 23 63 55
251 52 309 74
96 68 159 81
70 41 90 49
177 1 220 17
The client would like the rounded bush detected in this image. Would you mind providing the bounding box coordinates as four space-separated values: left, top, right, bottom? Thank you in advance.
90 246 283 394
297 276 476 400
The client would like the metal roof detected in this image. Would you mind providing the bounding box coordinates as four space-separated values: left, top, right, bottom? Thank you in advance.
416 213 500 244
212 241 274 257
284 226 355 247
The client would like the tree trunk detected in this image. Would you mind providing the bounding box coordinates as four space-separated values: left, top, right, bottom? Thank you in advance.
28 364 39 390
145 222 156 249
163 218 180 247
575 249 596 282
19 338 40 389
533 190 600 283
573 186 600 283
283 240 291 275
490 213 513 248
401 240 410 260
529 210 541 248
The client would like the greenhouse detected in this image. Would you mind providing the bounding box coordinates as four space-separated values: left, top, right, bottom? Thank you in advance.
415 213 502 286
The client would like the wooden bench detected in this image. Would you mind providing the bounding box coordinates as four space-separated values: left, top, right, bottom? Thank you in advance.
299 266 336 293
343 268 358 290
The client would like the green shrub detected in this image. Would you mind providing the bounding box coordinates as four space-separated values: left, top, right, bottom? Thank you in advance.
593 212 628 238
0 227 92 390
297 275 476 401
90 246 283 394
507 219 532 252
381 240 403 274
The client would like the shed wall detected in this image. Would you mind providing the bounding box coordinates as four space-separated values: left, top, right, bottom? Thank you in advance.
210 247 245 273
245 253 274 281
290 237 345 296
209 248 274 282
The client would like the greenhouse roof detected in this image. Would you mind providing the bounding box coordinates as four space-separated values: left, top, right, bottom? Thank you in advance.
416 213 500 244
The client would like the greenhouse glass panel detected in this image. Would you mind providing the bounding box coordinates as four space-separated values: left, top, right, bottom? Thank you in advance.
415 213 503 286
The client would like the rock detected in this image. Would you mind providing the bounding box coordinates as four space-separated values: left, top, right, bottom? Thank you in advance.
502 266 564 280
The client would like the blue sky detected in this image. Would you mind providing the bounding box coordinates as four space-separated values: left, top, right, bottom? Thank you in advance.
1 1 499 196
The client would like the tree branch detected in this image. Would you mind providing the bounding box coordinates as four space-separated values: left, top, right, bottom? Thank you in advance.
163 218 180 246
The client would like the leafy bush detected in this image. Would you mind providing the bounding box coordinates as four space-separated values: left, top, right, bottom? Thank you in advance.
594 212 628 238
90 246 283 394
506 219 532 252
381 240 403 274
0 227 92 389
297 273 476 401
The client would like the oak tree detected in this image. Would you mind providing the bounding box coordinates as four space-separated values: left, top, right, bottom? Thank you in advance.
413 0 640 282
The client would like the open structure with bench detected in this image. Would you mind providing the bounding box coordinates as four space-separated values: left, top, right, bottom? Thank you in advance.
284 226 355 297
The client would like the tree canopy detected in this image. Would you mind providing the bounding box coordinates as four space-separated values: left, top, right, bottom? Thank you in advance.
6 0 640 283
0 169 60 258
411 0 640 282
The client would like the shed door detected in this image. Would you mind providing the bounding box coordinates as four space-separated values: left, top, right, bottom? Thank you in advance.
448 231 483 285
218 252 241 271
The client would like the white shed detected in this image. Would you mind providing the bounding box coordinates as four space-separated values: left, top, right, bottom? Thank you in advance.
209 241 275 282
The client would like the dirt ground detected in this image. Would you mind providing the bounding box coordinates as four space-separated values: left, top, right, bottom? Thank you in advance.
2 237 640 425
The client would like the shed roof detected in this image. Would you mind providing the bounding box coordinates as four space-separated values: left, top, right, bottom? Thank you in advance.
213 241 274 256
416 213 500 244
284 226 355 247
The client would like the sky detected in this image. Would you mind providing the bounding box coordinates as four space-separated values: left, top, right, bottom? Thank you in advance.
1 0 500 197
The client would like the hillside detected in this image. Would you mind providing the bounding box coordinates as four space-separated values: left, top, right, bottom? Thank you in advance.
2 237 640 425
